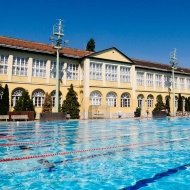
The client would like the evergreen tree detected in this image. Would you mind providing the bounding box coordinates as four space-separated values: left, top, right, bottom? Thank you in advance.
42 92 52 112
185 97 189 112
86 38 95 51
188 97 190 112
0 84 9 115
177 93 183 111
165 96 170 115
14 89 36 117
62 84 80 119
153 94 165 111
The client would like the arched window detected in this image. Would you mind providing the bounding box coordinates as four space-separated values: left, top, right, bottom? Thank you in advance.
90 91 102 105
137 94 144 108
51 90 62 107
12 88 23 107
32 89 45 107
147 95 154 108
106 92 117 107
121 93 130 107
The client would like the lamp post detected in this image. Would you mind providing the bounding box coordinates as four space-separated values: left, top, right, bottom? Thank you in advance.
50 19 64 112
169 48 178 117
168 87 171 114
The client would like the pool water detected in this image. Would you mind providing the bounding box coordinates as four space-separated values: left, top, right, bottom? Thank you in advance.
0 118 190 190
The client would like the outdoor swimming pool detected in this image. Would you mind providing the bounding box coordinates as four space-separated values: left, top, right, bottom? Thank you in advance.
0 118 190 190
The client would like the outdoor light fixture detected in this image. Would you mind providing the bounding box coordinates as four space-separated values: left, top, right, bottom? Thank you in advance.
169 48 178 117
50 19 64 112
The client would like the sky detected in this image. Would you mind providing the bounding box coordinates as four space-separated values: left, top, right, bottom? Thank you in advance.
0 0 190 68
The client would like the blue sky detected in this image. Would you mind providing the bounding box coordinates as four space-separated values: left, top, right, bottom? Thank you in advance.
1 0 190 68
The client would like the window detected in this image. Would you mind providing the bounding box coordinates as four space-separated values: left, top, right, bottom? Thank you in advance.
187 78 190 90
90 62 102 80
0 55 8 74
50 62 64 79
0 88 3 100
137 72 144 86
67 63 78 80
164 75 171 88
174 77 178 89
147 95 154 108
106 65 117 81
179 78 185 89
155 74 162 88
12 89 23 107
137 95 144 108
121 93 130 107
106 92 117 107
12 57 28 76
32 90 45 107
120 67 130 82
146 73 153 87
32 59 46 78
90 91 102 105
51 91 62 107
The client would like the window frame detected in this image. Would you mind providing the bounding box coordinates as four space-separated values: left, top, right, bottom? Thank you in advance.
32 59 46 78
0 55 8 74
12 57 28 76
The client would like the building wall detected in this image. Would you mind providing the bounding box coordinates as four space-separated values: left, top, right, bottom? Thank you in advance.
1 47 190 119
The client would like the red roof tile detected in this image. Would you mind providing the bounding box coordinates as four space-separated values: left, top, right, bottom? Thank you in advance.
0 36 92 58
133 58 190 75
1 36 190 75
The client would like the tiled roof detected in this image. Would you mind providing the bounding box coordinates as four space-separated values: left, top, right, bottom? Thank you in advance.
1 36 190 75
133 58 190 75
0 36 92 58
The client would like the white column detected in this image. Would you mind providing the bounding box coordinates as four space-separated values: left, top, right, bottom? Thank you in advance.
28 58 33 83
162 74 164 91
63 62 67 85
185 78 187 93
78 63 82 86
144 72 147 90
153 73 156 91
131 65 136 111
117 65 120 87
46 60 51 84
83 58 90 119
8 55 13 81
102 62 105 86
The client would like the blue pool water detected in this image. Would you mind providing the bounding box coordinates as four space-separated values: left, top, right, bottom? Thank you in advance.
0 118 190 190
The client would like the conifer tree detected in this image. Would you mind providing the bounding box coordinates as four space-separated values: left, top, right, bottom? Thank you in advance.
42 92 52 112
14 89 36 116
86 38 95 51
188 97 190 112
0 84 9 115
62 84 80 119
177 93 183 111
165 96 170 115
153 94 165 111
185 97 189 112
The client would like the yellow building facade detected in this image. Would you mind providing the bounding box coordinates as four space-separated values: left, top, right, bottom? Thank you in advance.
1 36 190 119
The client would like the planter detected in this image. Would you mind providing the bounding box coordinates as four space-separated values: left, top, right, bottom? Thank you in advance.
152 110 167 118
134 111 140 117
8 111 34 121
40 112 67 122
